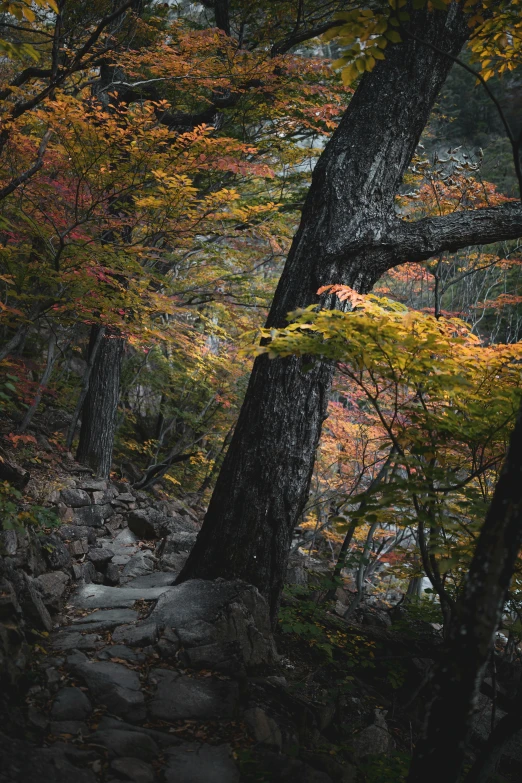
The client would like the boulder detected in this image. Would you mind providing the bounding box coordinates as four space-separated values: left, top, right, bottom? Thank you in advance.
148 668 239 721
87 547 114 571
71 583 174 610
68 660 146 722
20 574 53 632
121 551 155 580
164 743 240 783
35 571 70 612
127 509 169 539
73 506 106 528
60 489 91 508
244 706 283 750
156 531 197 571
111 623 158 647
110 758 155 783
39 535 73 572
87 729 159 761
351 709 395 760
148 580 278 673
78 479 108 492
51 687 92 721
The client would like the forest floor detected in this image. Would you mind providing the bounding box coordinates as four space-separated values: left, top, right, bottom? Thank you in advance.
1 439 521 782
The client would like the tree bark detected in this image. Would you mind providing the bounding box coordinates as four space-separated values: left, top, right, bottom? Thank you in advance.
177 5 522 620
407 399 522 783
76 326 123 478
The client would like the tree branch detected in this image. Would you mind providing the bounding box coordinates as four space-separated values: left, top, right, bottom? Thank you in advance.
389 202 522 267
0 129 52 202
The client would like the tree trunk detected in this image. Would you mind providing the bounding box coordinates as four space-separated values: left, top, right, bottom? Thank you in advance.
76 325 123 478
407 399 522 783
177 5 522 620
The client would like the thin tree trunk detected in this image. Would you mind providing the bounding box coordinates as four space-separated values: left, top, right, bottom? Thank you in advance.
407 400 522 782
17 331 58 433
66 325 106 450
76 325 123 478
177 6 522 621
0 324 29 363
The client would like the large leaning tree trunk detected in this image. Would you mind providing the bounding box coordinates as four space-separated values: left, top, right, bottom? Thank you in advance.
177 4 522 619
407 398 522 783
76 326 124 479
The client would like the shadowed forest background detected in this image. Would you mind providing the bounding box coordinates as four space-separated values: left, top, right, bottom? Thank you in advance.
1 2 522 782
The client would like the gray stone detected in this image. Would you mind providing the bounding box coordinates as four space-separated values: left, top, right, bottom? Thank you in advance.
125 572 177 589
71 583 174 610
73 506 107 527
88 729 159 761
127 510 168 539
0 732 98 783
116 493 136 503
121 551 156 580
351 710 395 759
148 668 239 721
49 720 88 735
68 538 89 557
79 478 108 491
243 707 283 750
58 525 97 544
110 758 155 783
1 529 17 555
164 743 239 783
69 660 146 722
157 531 197 571
21 574 53 631
51 687 92 720
60 488 91 507
113 528 139 547
72 608 138 630
79 561 104 584
88 547 114 570
97 644 144 663
52 630 100 651
149 580 277 672
39 534 73 571
96 716 180 749
105 563 121 586
111 623 158 647
35 571 70 611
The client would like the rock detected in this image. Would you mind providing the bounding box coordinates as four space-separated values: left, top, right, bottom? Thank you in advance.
72 608 138 631
78 478 108 492
1 529 18 555
79 561 104 584
52 630 100 651
121 551 155 580
164 743 239 783
87 547 114 571
88 729 159 761
244 707 283 750
35 571 70 612
60 488 91 507
0 458 30 490
106 516 125 534
148 668 239 721
156 531 197 571
68 660 146 722
51 687 92 720
113 528 139 547
128 510 169 539
20 574 53 631
110 758 155 783
67 539 90 557
71 583 174 610
105 563 121 586
149 580 278 673
74 505 112 527
97 644 144 664
0 732 98 783
351 709 395 760
49 720 88 735
251 751 333 783
39 535 73 571
111 623 158 647
125 572 176 589
116 493 136 503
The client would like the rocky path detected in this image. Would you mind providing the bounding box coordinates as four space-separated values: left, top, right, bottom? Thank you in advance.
1 481 345 783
